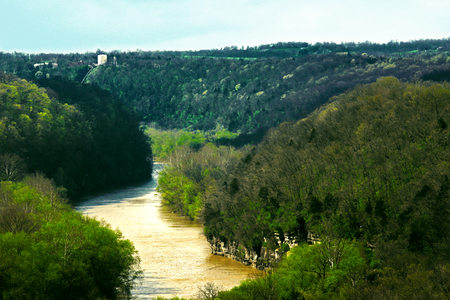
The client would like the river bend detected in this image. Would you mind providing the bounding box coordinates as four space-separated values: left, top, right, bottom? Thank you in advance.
76 163 257 299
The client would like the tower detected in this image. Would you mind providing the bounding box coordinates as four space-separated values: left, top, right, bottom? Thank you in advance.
98 55 107 65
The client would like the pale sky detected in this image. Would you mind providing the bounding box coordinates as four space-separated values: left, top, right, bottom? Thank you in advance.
1 0 449 53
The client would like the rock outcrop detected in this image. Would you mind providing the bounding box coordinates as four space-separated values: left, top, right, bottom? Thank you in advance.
207 233 301 270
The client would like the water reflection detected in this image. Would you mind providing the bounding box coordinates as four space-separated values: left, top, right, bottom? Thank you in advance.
76 163 257 299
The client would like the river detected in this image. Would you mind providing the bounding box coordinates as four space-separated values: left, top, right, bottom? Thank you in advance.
75 163 258 299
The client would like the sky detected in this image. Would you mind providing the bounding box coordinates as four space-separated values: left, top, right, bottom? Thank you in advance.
1 0 449 54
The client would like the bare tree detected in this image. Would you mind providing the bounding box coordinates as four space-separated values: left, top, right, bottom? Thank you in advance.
196 282 222 300
0 153 26 182
23 172 67 208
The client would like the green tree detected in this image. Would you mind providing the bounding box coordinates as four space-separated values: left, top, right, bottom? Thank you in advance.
0 176 142 299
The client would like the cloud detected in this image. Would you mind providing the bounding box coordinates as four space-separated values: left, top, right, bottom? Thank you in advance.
1 0 449 53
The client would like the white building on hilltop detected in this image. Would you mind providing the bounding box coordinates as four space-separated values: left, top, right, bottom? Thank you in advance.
98 55 107 65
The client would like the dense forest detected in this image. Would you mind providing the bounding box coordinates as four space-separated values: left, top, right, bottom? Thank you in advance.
157 78 450 299
2 39 450 299
88 47 450 133
0 73 151 299
0 73 151 298
1 39 450 135
0 73 152 198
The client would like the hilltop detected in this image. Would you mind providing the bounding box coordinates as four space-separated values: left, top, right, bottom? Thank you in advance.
1 39 450 135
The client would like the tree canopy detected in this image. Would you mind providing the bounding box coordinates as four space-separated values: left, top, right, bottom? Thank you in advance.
0 175 142 300
0 73 152 198
158 77 450 299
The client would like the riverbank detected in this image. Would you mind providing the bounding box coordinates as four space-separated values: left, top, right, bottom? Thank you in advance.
75 165 257 299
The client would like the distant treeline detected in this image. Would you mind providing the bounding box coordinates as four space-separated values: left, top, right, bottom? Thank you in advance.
1 39 450 134
88 45 450 134
0 73 152 198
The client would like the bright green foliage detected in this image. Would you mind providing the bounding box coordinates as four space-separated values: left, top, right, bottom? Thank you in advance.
218 239 367 300
214 129 238 140
0 177 142 300
218 239 450 299
275 240 367 299
145 126 242 162
158 166 202 219
157 143 243 220
145 127 205 160
218 272 279 300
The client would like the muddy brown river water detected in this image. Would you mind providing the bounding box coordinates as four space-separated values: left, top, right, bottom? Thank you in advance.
76 163 258 299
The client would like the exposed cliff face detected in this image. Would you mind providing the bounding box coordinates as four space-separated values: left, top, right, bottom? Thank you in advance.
208 237 275 270
207 233 303 270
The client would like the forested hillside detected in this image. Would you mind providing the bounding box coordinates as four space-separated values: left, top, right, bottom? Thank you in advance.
86 42 450 133
1 39 450 134
2 39 450 299
0 173 141 299
0 74 152 198
0 73 148 298
158 78 450 299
